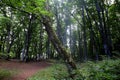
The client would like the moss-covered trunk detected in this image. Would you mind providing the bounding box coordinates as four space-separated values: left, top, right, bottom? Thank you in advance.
42 17 77 77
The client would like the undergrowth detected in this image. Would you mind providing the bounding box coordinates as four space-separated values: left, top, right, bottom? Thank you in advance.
28 59 120 80
0 69 12 80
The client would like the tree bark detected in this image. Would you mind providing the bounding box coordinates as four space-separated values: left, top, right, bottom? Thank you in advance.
0 36 3 52
42 17 77 78
95 0 111 57
81 3 88 61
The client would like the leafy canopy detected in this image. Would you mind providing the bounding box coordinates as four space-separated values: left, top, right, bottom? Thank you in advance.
1 0 51 16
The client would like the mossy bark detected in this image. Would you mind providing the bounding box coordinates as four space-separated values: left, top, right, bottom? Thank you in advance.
42 17 77 78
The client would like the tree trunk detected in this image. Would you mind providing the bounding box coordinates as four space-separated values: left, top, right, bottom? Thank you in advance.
46 37 51 59
95 0 111 58
42 17 77 78
81 4 88 61
0 36 3 52
21 14 34 62
38 24 44 60
83 0 99 60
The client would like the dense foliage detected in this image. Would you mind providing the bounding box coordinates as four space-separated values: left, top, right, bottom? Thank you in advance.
0 0 119 61
77 59 120 80
28 59 120 80
0 69 12 80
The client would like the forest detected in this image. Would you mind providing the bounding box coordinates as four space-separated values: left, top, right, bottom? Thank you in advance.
0 0 120 80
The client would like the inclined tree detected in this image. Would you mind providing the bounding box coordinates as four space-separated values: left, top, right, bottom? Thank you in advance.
1 0 77 77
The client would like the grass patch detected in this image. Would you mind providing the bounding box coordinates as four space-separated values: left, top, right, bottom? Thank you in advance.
0 69 12 80
28 59 120 80
28 64 69 80
0 68 18 80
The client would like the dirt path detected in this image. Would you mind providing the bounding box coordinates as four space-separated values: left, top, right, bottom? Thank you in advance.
0 59 51 80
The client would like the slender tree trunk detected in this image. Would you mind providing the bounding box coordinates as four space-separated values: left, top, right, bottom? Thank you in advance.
78 26 83 61
0 36 3 52
2 36 5 53
26 15 32 62
69 25 72 54
63 25 67 47
6 21 11 60
46 37 51 59
81 3 88 61
38 24 44 60
22 14 34 62
55 6 63 43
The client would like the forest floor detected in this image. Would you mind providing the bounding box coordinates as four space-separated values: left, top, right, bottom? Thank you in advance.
0 59 51 80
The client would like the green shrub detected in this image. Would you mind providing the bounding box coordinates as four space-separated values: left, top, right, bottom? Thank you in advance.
77 59 120 80
0 52 15 59
9 52 16 58
0 52 7 59
0 69 12 80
